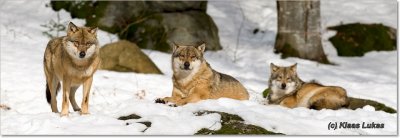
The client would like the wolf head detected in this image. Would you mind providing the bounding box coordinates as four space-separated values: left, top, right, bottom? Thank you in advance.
268 63 303 98
65 22 99 60
171 43 206 72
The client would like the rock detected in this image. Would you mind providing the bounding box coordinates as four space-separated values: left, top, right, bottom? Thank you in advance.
347 97 396 114
161 11 221 51
328 23 396 57
100 40 162 74
118 113 152 132
118 113 141 120
137 121 152 128
145 1 207 12
50 1 222 52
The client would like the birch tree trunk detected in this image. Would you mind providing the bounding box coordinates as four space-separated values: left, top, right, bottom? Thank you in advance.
275 0 329 64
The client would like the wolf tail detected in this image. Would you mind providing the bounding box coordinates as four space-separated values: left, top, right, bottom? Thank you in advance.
46 82 60 104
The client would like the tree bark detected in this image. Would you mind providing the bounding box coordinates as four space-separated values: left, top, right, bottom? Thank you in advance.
275 0 329 64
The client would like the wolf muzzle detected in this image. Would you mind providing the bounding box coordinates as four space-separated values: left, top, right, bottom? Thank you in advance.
183 62 190 70
281 83 286 89
79 51 86 58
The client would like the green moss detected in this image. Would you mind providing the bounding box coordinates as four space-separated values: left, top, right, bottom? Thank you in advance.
200 1 208 11
195 111 282 135
262 88 271 98
328 23 396 57
347 97 396 114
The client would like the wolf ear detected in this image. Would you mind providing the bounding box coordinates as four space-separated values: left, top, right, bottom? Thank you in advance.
197 43 206 53
290 63 297 72
172 42 180 52
270 63 278 72
88 27 97 34
68 22 78 33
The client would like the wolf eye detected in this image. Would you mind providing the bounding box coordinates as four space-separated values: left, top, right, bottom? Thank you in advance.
277 76 282 80
191 56 196 59
179 55 184 58
287 77 292 81
69 40 78 46
86 42 94 46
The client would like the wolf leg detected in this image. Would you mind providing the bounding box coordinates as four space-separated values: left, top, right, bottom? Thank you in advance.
156 96 180 104
81 77 93 115
69 86 81 111
161 95 181 103
174 87 209 106
61 79 71 116
174 94 202 106
156 88 183 104
279 97 297 108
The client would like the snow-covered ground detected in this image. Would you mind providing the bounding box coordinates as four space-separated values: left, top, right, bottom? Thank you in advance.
0 0 397 135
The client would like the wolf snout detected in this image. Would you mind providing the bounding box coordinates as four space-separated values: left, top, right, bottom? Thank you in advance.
183 62 190 69
281 83 286 89
79 51 86 58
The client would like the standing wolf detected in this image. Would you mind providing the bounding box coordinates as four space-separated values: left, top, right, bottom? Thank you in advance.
43 22 100 116
267 63 348 110
156 43 249 106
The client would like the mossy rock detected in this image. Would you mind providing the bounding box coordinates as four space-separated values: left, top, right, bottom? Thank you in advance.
137 121 152 128
118 113 152 132
50 1 222 53
119 14 170 52
347 97 396 114
144 1 207 12
195 111 282 135
100 40 163 74
118 113 141 120
328 23 396 57
50 1 109 30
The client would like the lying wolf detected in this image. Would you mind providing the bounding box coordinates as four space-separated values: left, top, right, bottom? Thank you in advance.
267 63 349 110
156 43 249 106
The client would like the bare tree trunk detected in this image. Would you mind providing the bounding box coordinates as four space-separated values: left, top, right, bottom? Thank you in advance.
275 0 329 64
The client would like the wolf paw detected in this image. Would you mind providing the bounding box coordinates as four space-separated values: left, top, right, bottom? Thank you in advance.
80 112 90 115
60 113 69 117
155 98 166 104
168 104 177 107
